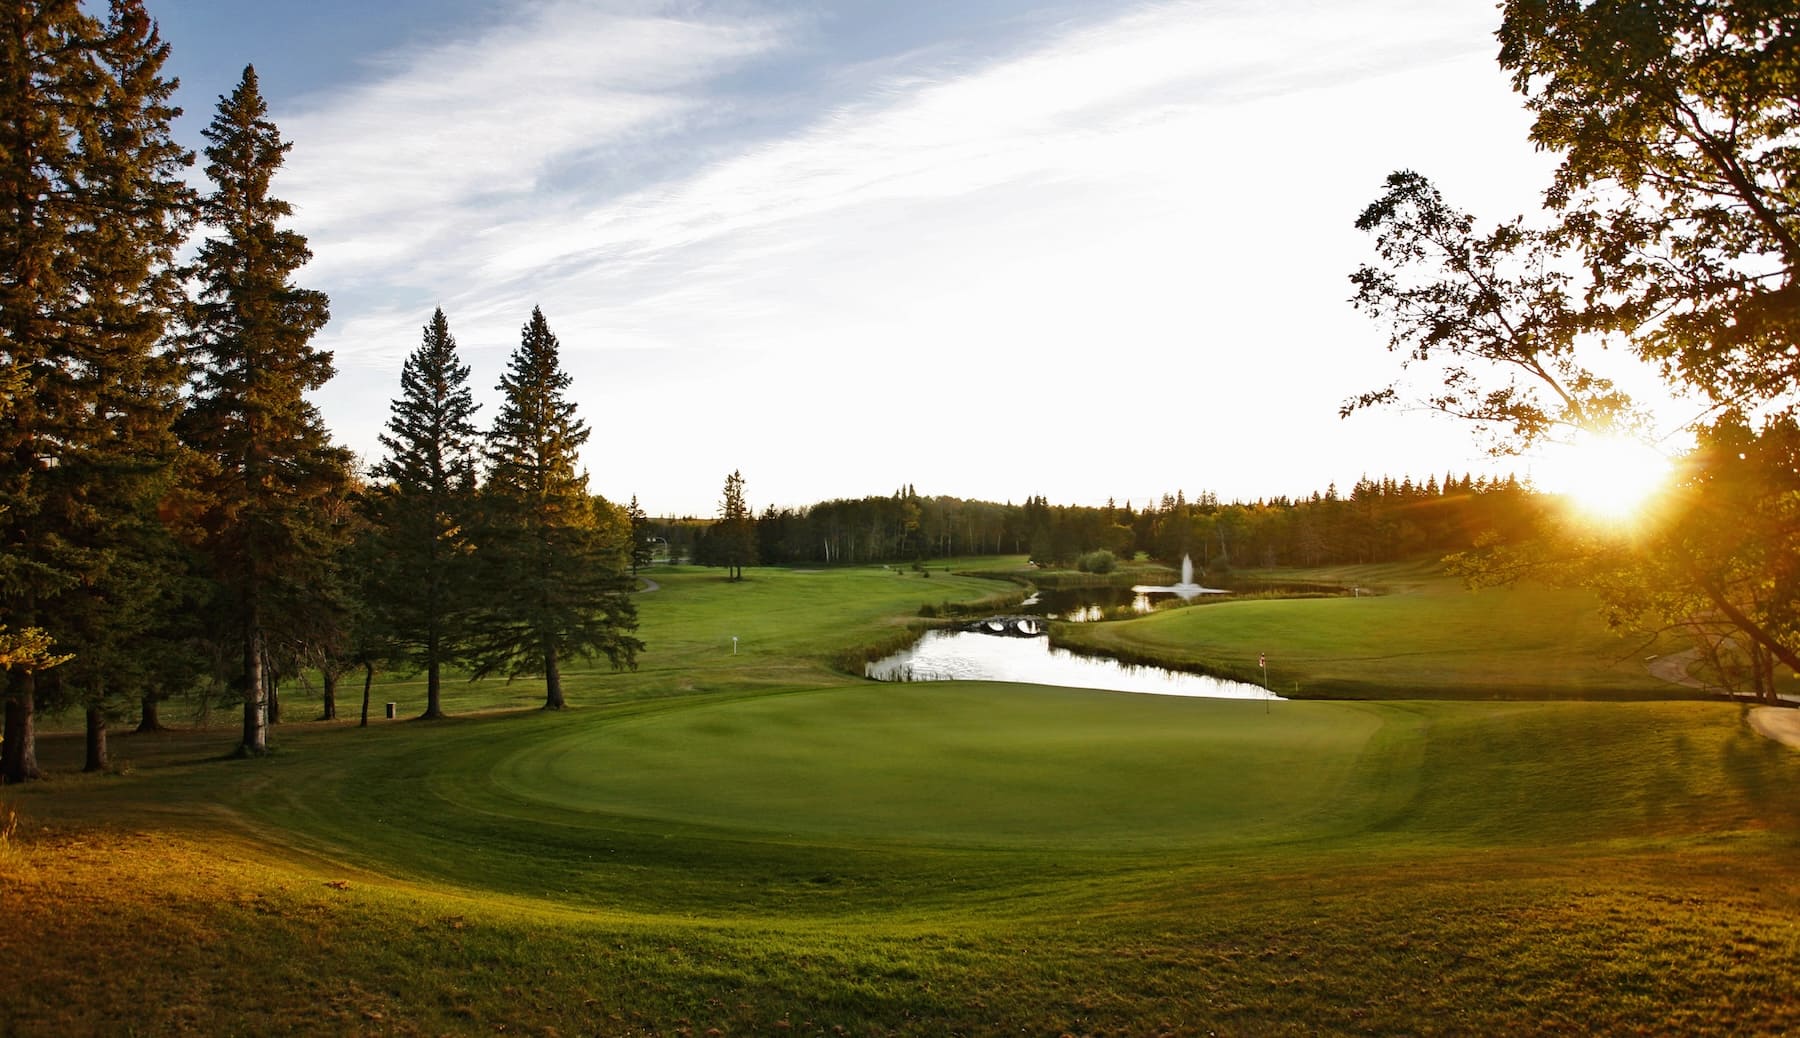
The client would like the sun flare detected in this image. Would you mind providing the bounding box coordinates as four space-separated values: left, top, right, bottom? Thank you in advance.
1536 434 1673 521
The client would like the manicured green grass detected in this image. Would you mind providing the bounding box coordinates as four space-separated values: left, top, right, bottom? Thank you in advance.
1052 560 1683 699
6 557 1799 1035
500 685 1385 849
192 562 1020 724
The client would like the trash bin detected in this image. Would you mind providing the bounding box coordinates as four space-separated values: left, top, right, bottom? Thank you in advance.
385 702 397 719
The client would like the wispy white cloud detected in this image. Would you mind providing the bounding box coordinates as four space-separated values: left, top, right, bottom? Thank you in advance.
287 0 1552 512
283 1 791 292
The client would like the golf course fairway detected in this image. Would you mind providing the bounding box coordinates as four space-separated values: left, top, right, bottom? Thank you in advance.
5 563 1799 1034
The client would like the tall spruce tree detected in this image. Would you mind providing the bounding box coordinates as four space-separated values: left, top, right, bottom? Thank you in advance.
178 65 351 756
471 307 641 709
372 308 481 720
1 1 194 781
714 470 755 581
627 494 653 576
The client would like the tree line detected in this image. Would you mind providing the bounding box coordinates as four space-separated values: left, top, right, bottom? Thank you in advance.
664 473 1536 575
1 5 640 783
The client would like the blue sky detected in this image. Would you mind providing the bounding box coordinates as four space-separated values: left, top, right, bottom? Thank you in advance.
150 0 1560 516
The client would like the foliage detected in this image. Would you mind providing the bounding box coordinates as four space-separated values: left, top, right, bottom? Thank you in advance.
369 308 482 719
1499 0 1800 411
1348 171 1636 448
1075 549 1116 574
0 0 196 779
625 494 653 576
1352 0 1800 696
1453 414 1800 699
469 308 641 709
178 64 353 754
747 476 1535 575
0 627 71 673
701 469 756 581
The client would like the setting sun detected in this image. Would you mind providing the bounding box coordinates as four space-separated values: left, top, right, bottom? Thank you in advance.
1535 434 1674 521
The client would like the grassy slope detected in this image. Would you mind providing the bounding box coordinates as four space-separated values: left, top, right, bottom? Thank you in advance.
1052 560 1683 699
5 559 1800 1035
347 563 1015 717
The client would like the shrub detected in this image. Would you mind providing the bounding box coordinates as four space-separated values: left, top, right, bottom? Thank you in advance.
1076 549 1117 575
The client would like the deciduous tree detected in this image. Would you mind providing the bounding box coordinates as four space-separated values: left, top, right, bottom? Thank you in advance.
1498 0 1800 411
1352 0 1800 696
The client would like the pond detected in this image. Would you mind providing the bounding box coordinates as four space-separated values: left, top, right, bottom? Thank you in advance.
1020 585 1157 622
866 628 1277 701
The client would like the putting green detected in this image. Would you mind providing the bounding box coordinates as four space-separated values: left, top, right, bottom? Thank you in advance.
489 683 1398 850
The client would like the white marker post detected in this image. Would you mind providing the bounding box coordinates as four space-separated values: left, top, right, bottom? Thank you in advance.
731 636 738 655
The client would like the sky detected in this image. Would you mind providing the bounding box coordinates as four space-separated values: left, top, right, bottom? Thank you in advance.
148 0 1566 517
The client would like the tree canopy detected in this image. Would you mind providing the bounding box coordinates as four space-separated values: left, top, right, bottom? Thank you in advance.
1353 0 1800 699
1499 0 1800 412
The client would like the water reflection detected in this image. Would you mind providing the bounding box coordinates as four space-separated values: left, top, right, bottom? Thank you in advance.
866 630 1277 701
1026 586 1159 622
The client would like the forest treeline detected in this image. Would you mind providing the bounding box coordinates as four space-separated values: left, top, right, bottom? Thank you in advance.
667 473 1535 573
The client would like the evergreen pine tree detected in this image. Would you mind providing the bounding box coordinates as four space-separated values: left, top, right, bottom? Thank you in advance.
627 494 653 576
471 307 641 709
178 65 352 756
1 1 194 781
372 307 481 720
715 470 755 581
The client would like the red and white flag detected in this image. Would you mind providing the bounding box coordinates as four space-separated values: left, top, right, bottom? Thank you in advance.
1258 652 1266 668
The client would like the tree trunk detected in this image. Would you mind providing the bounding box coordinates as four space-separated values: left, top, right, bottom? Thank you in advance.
321 668 337 721
1756 644 1779 706
241 619 267 755
2 671 41 783
135 693 164 733
420 629 444 720
360 661 373 728
267 668 281 726
543 642 565 710
84 703 107 773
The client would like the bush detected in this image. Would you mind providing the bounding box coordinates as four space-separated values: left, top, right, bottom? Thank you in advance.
1076 549 1117 575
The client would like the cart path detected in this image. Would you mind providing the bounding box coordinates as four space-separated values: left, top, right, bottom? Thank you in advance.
1750 707 1800 750
1645 648 1800 747
1645 647 1707 689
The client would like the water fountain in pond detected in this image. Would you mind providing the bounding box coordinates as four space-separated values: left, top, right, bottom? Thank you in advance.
1131 554 1229 601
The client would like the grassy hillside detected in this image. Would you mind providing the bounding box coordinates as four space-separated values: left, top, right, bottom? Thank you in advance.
5 559 1798 1035
312 562 1018 718
1051 560 1683 699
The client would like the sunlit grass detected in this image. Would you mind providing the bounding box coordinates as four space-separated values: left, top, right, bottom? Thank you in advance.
6 557 1798 1034
1051 560 1680 698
